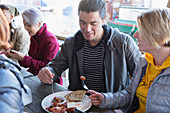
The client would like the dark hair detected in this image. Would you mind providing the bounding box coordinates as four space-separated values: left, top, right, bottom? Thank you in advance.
0 4 9 10
78 0 106 19
0 4 13 15
164 41 170 47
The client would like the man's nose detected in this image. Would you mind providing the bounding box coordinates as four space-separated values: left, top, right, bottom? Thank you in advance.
85 24 92 32
24 26 28 31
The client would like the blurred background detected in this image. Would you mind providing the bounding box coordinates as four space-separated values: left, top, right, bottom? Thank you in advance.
0 0 169 42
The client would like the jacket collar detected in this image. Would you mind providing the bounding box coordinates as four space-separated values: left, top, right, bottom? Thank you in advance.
73 24 111 52
0 55 27 93
0 55 21 70
33 23 47 39
106 27 120 46
10 21 17 29
73 30 84 52
10 21 17 35
139 54 170 75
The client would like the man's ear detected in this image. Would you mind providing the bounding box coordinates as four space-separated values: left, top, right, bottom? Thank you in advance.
102 16 108 24
38 22 42 27
102 13 110 24
10 13 14 21
103 16 106 22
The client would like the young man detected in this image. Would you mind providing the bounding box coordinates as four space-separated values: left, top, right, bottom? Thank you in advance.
38 0 141 93
0 4 30 63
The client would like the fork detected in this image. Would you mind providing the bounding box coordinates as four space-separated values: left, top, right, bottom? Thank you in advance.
80 76 91 96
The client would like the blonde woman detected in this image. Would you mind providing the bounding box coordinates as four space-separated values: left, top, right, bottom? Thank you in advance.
89 8 170 113
0 9 26 112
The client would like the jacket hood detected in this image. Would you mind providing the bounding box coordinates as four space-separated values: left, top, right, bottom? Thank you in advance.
106 25 132 49
0 55 27 93
145 52 170 70
10 20 17 29
139 54 170 75
0 55 21 70
107 27 120 45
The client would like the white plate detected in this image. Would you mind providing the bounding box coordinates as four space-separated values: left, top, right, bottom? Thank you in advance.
41 91 92 112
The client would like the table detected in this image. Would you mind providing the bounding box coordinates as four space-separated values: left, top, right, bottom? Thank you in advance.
23 76 115 113
20 68 33 78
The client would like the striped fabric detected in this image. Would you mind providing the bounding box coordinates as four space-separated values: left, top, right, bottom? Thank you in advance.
83 38 106 92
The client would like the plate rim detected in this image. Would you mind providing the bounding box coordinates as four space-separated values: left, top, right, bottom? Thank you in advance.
41 91 92 112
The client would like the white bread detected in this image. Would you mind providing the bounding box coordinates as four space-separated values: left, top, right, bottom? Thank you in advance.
64 90 86 102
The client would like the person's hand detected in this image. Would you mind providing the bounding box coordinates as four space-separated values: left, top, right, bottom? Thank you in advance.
8 50 25 61
38 67 55 84
88 90 104 106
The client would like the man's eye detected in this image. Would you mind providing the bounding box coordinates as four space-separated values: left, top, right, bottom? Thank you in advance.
90 23 96 26
25 24 31 27
81 22 86 25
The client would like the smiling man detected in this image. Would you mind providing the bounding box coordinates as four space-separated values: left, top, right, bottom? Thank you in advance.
38 0 141 93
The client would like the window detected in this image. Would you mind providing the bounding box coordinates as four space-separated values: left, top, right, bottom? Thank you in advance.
1 0 81 39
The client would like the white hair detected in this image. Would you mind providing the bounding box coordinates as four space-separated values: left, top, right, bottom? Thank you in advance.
21 7 43 26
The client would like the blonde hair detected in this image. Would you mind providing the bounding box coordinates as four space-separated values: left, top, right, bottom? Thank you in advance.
137 8 170 48
0 9 12 50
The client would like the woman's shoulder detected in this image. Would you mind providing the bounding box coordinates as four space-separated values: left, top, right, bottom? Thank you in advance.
0 65 21 88
0 55 21 74
0 64 22 112
0 55 22 88
42 29 56 38
40 29 58 42
38 23 56 39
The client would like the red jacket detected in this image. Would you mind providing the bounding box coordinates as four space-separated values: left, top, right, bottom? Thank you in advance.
20 23 59 75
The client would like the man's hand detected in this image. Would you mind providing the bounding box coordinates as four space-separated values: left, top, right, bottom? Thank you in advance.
38 67 54 84
88 90 104 106
8 50 25 61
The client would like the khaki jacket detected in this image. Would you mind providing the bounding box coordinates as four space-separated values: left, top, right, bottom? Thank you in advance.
9 22 30 63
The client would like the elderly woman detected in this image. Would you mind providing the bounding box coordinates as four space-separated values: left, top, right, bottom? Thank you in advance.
9 8 62 84
0 9 26 112
89 8 170 113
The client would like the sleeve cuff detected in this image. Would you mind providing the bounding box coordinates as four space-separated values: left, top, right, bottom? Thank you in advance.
19 56 32 67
